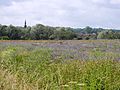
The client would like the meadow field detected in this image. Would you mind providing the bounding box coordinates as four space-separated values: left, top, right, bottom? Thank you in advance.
0 40 120 90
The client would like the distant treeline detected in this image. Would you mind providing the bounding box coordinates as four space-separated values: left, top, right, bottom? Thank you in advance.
0 24 120 40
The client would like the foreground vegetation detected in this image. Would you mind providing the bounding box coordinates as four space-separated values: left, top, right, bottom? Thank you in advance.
0 40 120 90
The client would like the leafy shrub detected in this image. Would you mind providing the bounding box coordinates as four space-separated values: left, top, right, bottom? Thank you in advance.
0 36 9 40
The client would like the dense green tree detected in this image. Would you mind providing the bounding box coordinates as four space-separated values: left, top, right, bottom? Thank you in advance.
0 24 120 40
30 24 45 40
50 27 76 40
0 25 8 36
6 25 22 40
30 24 54 40
20 26 31 40
83 26 93 34
97 30 120 39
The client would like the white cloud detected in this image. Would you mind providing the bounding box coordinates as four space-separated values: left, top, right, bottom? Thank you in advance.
0 0 120 29
110 0 120 4
92 0 107 3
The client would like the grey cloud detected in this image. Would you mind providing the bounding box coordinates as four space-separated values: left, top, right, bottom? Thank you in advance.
0 0 120 29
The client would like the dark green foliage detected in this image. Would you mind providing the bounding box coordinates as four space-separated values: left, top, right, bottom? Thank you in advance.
49 27 76 40
6 25 23 40
73 27 104 34
30 24 54 40
0 25 8 36
0 24 120 40
0 36 9 40
97 30 120 39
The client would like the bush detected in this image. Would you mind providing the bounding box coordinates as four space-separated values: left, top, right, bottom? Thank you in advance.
0 36 9 40
97 30 120 39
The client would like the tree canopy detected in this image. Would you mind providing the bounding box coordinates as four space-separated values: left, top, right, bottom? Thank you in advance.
0 24 120 40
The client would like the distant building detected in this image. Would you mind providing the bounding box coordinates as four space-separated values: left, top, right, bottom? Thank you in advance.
24 20 27 28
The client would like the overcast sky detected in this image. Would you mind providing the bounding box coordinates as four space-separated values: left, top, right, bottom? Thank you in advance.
0 0 120 28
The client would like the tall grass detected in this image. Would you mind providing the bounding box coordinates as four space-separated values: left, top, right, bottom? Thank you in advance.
0 46 120 90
